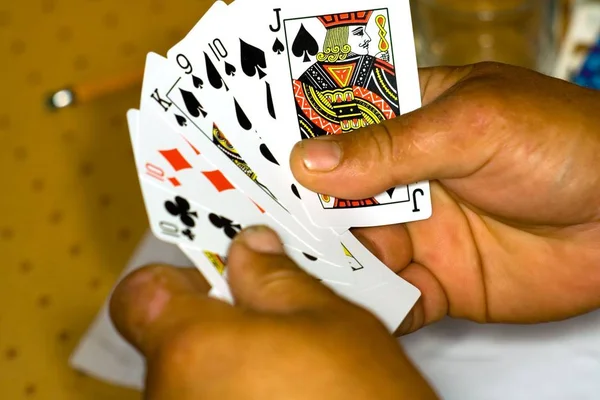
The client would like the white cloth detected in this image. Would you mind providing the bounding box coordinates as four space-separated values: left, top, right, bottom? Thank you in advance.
69 231 191 390
71 231 600 398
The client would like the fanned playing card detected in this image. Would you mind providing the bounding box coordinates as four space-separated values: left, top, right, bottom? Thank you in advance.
164 1 346 253
138 51 349 266
126 0 427 332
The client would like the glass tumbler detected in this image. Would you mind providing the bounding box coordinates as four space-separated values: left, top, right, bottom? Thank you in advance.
411 0 562 74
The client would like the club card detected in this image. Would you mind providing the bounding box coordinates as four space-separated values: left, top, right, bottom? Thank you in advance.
133 105 353 282
227 0 432 229
137 175 356 285
138 51 349 266
136 177 239 262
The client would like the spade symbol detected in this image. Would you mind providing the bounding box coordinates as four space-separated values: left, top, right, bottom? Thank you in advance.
192 75 203 89
234 98 252 131
179 89 208 118
266 81 276 120
291 184 301 200
175 114 187 127
303 253 318 261
386 188 395 199
165 196 198 227
224 62 236 76
240 40 267 79
260 144 279 165
292 24 318 63
272 38 285 54
204 52 228 91
179 89 207 118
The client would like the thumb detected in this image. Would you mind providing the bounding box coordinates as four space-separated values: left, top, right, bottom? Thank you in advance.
226 226 347 313
289 64 498 199
109 265 234 356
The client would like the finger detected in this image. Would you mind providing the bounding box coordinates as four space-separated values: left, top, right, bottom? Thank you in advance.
418 65 475 105
109 265 233 356
395 262 449 335
227 226 348 313
289 63 500 199
351 224 413 273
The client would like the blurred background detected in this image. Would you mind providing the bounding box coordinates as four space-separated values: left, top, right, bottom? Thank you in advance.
0 1 214 399
0 0 598 399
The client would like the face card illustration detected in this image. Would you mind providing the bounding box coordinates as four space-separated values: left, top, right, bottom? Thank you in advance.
239 0 431 229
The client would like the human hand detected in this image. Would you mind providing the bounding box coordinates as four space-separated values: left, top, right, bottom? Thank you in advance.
289 62 600 333
110 227 437 400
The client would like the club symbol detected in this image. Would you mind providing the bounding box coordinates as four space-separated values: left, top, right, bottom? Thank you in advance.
165 196 198 227
209 213 242 239
181 228 195 241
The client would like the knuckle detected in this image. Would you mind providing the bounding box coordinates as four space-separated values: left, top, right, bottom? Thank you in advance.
112 264 174 303
360 122 397 169
255 268 310 300
152 324 204 371
472 60 504 71
375 118 416 184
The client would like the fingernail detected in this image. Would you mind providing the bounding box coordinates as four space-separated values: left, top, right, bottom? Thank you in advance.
112 267 177 345
300 138 341 172
237 226 284 254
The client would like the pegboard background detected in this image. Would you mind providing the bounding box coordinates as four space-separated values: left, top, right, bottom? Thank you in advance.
0 0 215 398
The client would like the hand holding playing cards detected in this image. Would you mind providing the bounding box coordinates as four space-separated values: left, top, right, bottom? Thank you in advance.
110 227 437 400
290 62 600 332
